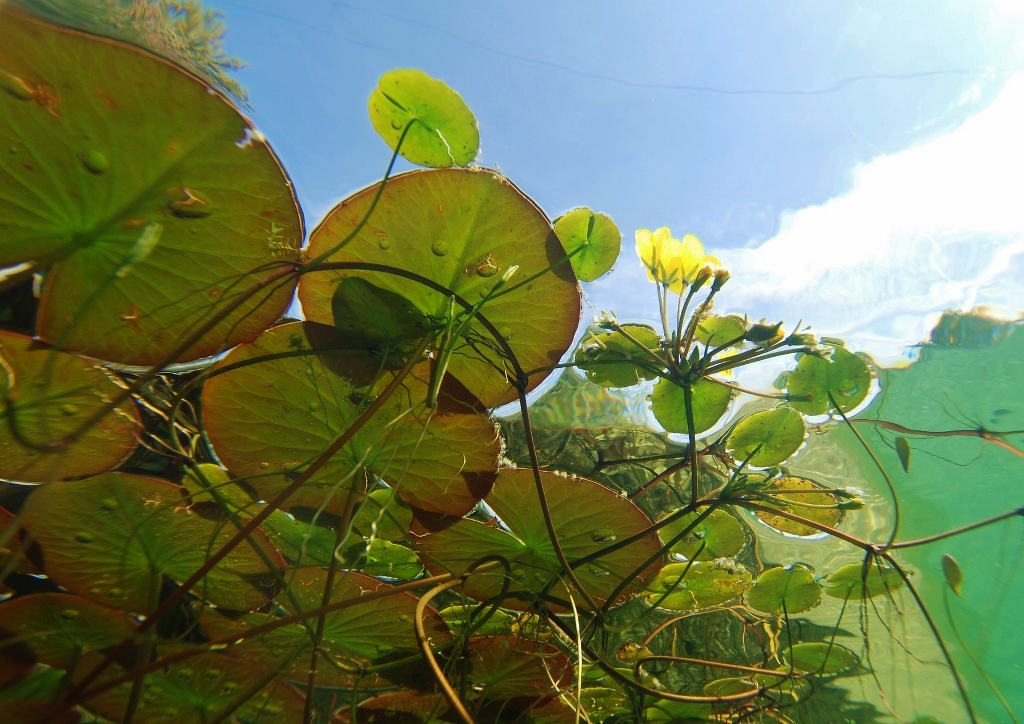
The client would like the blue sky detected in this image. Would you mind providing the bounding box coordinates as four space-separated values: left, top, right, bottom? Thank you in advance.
217 0 1024 361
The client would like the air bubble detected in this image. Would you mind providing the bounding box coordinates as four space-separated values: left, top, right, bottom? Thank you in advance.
390 120 403 129
431 240 448 256
512 569 526 581
378 237 391 250
498 327 512 340
74 531 94 543
108 587 122 597
591 528 617 543
60 609 80 620
81 149 108 175
60 403 78 416
99 498 119 511
587 565 611 578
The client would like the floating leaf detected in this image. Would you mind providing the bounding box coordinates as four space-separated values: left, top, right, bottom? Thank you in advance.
703 677 757 696
574 324 663 388
350 488 413 542
0 331 140 483
646 560 753 612
824 560 905 600
438 604 518 637
725 407 805 466
783 642 859 675
651 377 733 435
0 10 302 365
0 593 136 669
464 636 571 701
369 69 479 168
753 476 840 537
0 667 77 724
787 346 871 415
553 208 621 282
658 507 746 561
339 538 424 581
202 322 499 518
20 472 282 612
331 277 431 351
414 469 661 610
694 316 746 348
200 568 448 688
646 700 713 722
942 554 963 597
895 436 911 473
298 168 580 407
77 651 307 722
745 564 821 615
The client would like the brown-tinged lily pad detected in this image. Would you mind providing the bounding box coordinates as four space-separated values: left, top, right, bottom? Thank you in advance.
753 476 841 538
0 330 140 483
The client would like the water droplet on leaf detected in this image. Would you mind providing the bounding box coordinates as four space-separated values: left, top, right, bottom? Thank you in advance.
107 587 122 597
588 565 611 578
60 403 77 416
74 531 94 543
99 498 119 511
378 237 391 250
498 326 512 340
60 608 80 620
81 149 108 174
167 187 213 218
431 240 448 256
476 257 499 277
591 528 617 543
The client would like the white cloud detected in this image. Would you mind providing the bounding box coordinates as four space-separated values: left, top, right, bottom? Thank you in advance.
717 73 1024 365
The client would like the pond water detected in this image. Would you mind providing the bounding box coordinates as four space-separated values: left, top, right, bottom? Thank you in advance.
3 1 1023 722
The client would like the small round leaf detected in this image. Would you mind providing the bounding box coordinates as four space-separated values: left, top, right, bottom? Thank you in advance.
753 476 841 538
745 564 821 615
783 642 859 675
658 507 746 561
553 208 621 282
824 560 905 600
694 316 746 348
574 324 662 388
651 377 732 435
725 407 805 466
369 69 479 167
787 346 871 415
646 560 753 612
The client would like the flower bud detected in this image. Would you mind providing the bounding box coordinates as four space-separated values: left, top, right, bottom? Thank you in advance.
690 264 714 292
711 268 730 292
745 321 783 344
785 332 818 347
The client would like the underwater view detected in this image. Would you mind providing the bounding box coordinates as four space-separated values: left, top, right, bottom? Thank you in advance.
0 1 1022 722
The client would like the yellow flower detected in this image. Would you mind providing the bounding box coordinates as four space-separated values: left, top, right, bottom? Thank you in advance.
635 228 722 293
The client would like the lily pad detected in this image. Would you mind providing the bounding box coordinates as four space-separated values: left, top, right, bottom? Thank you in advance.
438 604 518 637
0 667 78 724
338 538 424 581
0 9 302 365
78 651 307 722
353 690 450 722
725 407 805 467
824 560 905 600
0 330 140 483
298 168 581 407
0 505 38 575
753 476 841 537
200 568 448 688
574 324 663 388
787 346 872 415
658 507 746 561
651 377 733 435
745 564 821 615
20 472 283 613
350 488 413 542
782 642 859 675
553 208 621 282
694 315 746 348
463 636 572 701
331 276 432 351
414 469 662 610
201 321 500 518
368 69 479 168
646 700 713 722
646 560 753 612
0 593 136 669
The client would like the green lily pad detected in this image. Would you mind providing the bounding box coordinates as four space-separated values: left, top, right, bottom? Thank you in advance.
646 560 753 612
77 650 307 722
298 168 581 408
20 472 282 613
787 346 872 415
651 377 733 435
339 538 424 581
783 642 859 675
753 476 841 537
201 321 500 518
646 699 713 722
331 276 432 351
369 69 479 168
438 604 518 637
200 568 448 688
0 9 302 365
658 507 747 561
725 407 805 467
0 593 136 669
350 488 413 542
745 564 821 615
0 330 140 483
703 677 757 696
574 324 663 388
553 208 621 282
414 469 662 611
695 315 746 348
824 560 905 600
464 636 571 701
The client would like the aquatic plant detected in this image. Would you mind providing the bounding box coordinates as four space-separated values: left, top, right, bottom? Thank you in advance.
1 7 1022 723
